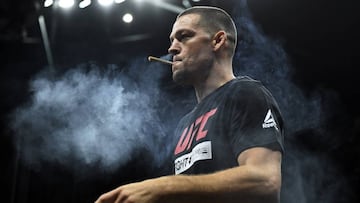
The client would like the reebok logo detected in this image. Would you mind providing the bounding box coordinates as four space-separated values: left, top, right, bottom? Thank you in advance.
262 109 279 131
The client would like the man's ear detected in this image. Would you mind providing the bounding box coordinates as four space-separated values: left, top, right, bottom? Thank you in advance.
212 31 226 51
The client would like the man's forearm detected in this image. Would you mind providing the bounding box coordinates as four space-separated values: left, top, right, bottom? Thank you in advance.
154 165 280 203
95 149 282 203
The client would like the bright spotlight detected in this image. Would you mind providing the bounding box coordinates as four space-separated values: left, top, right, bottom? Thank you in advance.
79 0 91 8
44 0 54 7
58 0 75 8
122 13 133 23
114 0 126 3
182 0 191 8
98 0 113 6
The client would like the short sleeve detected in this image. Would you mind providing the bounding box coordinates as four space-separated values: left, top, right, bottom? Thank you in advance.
227 81 284 157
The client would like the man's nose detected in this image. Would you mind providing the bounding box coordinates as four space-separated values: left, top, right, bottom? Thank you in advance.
168 40 180 55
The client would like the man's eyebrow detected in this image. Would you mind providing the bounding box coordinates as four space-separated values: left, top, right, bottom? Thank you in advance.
169 28 193 42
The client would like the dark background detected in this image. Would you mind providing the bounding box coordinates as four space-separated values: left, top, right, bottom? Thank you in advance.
1 0 359 202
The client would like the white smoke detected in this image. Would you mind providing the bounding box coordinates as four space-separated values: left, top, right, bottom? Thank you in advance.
10 61 173 176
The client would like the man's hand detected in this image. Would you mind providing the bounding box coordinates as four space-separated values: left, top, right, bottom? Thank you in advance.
95 179 163 203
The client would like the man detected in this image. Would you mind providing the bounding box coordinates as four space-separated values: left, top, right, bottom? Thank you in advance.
95 6 284 203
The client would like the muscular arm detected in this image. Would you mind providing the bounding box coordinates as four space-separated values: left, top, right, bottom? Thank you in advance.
95 147 282 203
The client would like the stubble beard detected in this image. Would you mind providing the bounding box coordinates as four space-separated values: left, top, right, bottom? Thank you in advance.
172 55 213 86
172 68 190 86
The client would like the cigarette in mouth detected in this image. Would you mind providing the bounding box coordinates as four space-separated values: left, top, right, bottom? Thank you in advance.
148 56 173 65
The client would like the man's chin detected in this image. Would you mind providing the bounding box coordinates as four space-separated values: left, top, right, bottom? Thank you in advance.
172 72 190 86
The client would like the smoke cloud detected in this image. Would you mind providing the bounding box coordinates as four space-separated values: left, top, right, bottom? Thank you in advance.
10 60 178 177
233 1 323 134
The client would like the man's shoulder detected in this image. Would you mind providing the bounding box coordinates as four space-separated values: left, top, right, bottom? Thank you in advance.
223 76 273 104
228 76 263 90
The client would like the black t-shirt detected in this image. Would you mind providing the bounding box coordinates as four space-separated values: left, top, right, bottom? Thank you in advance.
173 76 284 175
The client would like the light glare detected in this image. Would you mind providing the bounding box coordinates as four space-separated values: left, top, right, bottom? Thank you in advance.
58 0 75 8
122 13 133 23
98 0 113 6
44 0 54 7
79 0 92 8
114 0 126 3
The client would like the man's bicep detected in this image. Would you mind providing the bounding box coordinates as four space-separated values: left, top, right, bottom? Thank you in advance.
237 147 283 195
237 147 282 171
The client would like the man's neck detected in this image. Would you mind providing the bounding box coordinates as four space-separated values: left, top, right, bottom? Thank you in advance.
194 73 235 103
192 57 235 102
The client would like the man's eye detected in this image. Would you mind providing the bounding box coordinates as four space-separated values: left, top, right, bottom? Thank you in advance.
179 34 190 41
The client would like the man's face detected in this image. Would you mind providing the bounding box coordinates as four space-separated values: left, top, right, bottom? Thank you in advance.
168 14 214 85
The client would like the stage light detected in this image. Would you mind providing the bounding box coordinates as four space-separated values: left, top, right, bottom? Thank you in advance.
122 13 133 23
98 0 113 7
79 0 91 8
44 0 54 7
58 0 75 8
114 0 126 3
182 0 191 8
